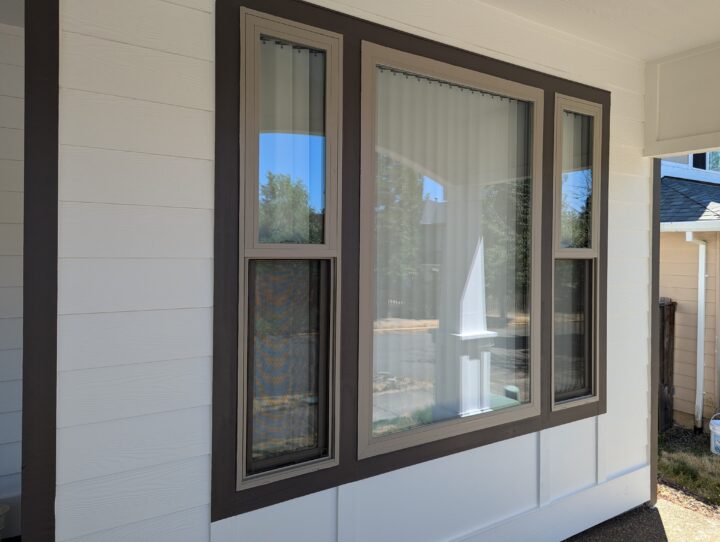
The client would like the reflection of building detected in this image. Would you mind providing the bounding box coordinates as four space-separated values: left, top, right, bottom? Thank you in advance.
454 238 499 415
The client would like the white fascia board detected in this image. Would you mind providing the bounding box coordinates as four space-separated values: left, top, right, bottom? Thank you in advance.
661 220 720 232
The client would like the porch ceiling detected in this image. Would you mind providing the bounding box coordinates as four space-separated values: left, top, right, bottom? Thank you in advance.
477 0 720 61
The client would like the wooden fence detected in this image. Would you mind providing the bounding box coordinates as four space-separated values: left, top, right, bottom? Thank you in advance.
659 297 677 433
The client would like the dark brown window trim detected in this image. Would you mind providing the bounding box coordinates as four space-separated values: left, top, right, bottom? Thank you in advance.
22 0 60 540
650 158 661 505
213 0 610 521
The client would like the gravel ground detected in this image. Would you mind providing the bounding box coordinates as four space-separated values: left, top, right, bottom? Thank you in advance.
566 484 720 541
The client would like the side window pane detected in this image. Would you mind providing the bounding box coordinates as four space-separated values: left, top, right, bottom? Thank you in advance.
372 66 533 437
708 151 720 173
258 37 326 244
554 259 593 402
560 111 593 249
247 259 330 474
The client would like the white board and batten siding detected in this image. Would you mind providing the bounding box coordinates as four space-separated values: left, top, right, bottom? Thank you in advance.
56 0 652 541
0 20 23 541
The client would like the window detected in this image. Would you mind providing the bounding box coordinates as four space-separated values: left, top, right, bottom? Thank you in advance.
358 43 543 458
692 153 707 170
237 8 341 489
691 151 720 173
213 1 609 518
709 152 720 172
553 95 602 408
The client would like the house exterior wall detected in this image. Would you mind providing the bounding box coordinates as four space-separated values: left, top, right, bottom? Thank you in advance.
0 20 24 540
55 1 652 541
659 231 718 426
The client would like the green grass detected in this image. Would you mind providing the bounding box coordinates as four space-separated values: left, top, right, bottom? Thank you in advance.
658 425 720 505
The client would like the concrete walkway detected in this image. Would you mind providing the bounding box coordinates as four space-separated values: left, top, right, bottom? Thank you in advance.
567 485 720 541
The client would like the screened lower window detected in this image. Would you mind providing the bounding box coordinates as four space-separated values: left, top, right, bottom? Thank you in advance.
359 43 542 457
246 260 331 474
553 259 593 401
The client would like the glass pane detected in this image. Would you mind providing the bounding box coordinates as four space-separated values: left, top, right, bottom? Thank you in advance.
560 111 593 249
247 259 330 474
708 151 720 173
258 36 326 244
554 259 593 402
371 66 533 438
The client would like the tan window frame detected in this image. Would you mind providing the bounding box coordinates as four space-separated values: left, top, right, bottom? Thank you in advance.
357 41 544 459
551 94 603 411
236 7 343 490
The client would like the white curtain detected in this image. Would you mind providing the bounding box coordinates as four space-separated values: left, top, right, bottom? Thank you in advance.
372 66 533 434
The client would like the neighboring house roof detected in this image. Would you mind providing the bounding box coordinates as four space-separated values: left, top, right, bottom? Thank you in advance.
661 176 720 223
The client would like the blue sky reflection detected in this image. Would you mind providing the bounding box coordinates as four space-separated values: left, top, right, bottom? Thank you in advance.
259 133 326 212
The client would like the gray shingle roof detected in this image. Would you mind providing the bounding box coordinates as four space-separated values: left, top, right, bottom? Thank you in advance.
661 176 720 223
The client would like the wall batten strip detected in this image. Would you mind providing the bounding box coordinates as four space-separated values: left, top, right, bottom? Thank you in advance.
649 158 661 505
22 0 59 540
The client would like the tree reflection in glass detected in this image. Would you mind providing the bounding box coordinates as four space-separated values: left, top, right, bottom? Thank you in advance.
560 111 593 249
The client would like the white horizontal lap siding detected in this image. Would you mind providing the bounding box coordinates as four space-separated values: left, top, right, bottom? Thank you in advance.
57 1 214 541
0 21 23 541
213 2 652 542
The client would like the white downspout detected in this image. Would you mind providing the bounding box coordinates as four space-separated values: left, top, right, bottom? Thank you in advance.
686 231 707 433
716 234 720 415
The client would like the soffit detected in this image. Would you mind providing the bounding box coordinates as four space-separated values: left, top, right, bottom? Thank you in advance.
477 0 720 61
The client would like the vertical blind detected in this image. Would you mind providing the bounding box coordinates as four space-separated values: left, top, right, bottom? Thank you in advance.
372 66 534 436
260 37 325 135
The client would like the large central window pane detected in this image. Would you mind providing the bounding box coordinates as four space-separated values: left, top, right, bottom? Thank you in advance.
371 67 533 437
258 37 326 244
